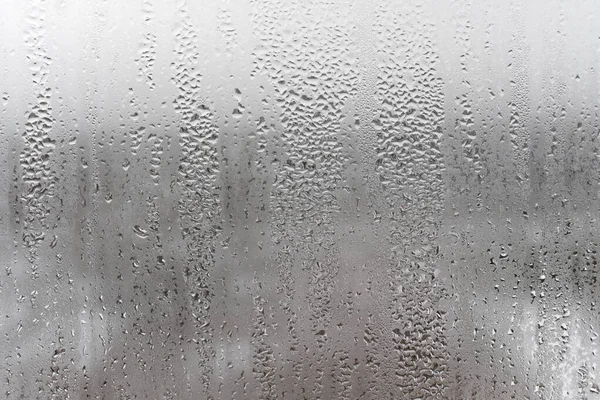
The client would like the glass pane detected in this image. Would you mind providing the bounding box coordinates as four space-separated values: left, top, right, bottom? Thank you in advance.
1 0 599 398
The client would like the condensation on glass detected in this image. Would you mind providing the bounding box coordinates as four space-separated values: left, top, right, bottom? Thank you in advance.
1 0 599 399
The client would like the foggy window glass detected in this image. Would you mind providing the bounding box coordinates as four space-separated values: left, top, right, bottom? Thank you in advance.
1 0 599 398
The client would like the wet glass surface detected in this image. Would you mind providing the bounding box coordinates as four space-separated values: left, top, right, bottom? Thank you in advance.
1 0 600 398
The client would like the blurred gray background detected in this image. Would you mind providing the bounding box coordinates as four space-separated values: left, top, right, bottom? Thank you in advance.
1 0 599 398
